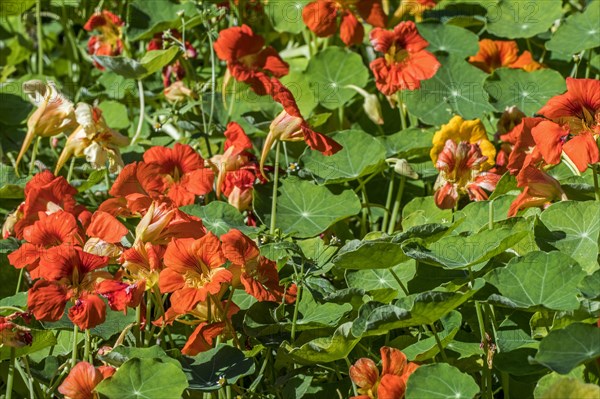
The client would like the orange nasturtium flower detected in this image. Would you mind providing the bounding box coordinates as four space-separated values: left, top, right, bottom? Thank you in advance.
159 233 231 314
302 0 387 46
431 116 499 209
26 246 111 330
349 346 419 399
16 80 77 171
84 10 124 68
369 21 441 96
143 143 215 207
58 361 115 399
213 24 289 96
508 165 567 216
468 39 542 73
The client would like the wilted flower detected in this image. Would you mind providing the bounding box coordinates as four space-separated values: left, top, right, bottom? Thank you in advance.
16 80 76 171
0 313 33 348
55 103 129 174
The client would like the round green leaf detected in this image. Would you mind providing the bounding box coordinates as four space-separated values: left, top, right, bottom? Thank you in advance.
304 47 368 110
333 238 409 269
99 101 130 130
182 345 255 391
406 363 480 399
95 358 188 399
352 280 484 337
274 177 362 238
546 1 600 54
266 0 311 33
417 23 479 57
486 0 562 39
537 377 600 399
537 201 600 274
402 197 453 230
485 251 586 311
301 130 386 184
283 322 360 364
404 55 494 126
127 0 199 41
402 228 528 269
484 68 567 116
346 261 416 292
403 311 462 361
180 202 256 237
382 127 435 158
531 323 600 374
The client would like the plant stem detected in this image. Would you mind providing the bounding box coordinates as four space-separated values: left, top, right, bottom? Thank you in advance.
389 268 409 296
130 80 145 146
381 173 395 233
475 302 493 399
396 92 407 131
67 157 75 182
429 322 449 362
84 329 91 362
387 176 406 235
71 324 79 368
36 0 43 75
135 304 142 347
290 283 302 342
593 166 600 201
144 294 152 346
269 141 281 235
6 348 16 399
15 269 24 294
29 137 41 176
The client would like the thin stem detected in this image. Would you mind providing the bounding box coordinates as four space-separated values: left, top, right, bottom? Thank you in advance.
429 322 449 362
135 304 142 347
396 92 407 131
381 173 395 233
71 324 79 368
144 294 152 346
28 137 41 176
66 157 76 182
593 166 600 201
501 371 510 399
389 268 409 296
475 302 492 399
6 348 16 399
84 329 91 362
15 269 24 294
290 260 304 342
36 0 43 74
130 80 145 146
205 24 216 133
269 141 281 235
19 356 36 399
387 176 406 235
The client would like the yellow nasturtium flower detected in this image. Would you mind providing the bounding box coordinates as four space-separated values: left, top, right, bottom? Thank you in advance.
430 115 496 171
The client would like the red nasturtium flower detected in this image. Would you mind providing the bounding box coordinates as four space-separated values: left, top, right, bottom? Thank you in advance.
260 83 343 178
180 301 240 356
349 346 419 399
58 361 115 399
208 122 253 197
213 24 289 96
8 211 80 279
84 10 124 68
27 246 111 330
468 39 542 74
302 0 387 46
369 21 441 96
221 229 291 302
143 143 215 206
508 165 567 216
159 233 231 314
147 30 197 88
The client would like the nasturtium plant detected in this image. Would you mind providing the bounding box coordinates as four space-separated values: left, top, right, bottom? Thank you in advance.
1 0 599 398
